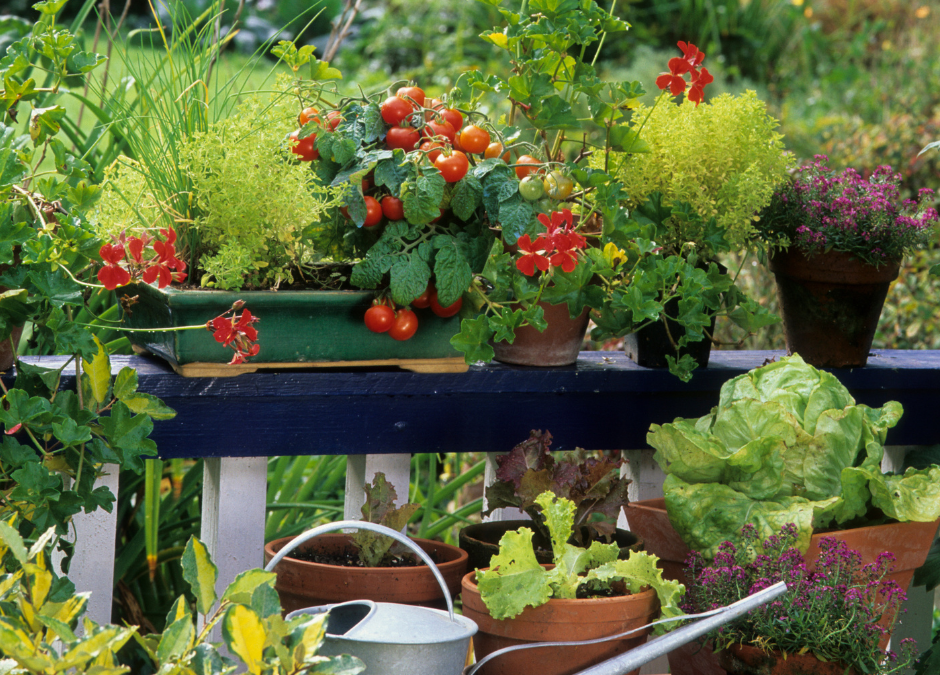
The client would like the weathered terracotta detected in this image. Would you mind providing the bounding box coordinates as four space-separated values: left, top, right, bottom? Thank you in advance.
461 569 660 675
458 519 644 572
623 499 939 673
717 644 857 675
769 249 900 367
492 301 590 367
263 534 468 614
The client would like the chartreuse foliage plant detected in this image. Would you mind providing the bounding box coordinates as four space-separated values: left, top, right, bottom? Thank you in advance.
0 524 364 675
602 91 793 257
477 491 684 624
648 355 940 559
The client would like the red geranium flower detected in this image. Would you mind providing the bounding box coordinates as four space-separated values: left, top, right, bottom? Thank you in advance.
515 234 551 276
97 242 131 290
687 67 714 106
207 305 260 364
677 41 705 70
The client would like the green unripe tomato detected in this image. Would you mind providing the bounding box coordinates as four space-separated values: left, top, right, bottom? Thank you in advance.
518 175 544 201
544 171 574 200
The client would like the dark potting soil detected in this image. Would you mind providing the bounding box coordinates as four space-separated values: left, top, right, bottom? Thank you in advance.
575 579 635 599
288 546 441 568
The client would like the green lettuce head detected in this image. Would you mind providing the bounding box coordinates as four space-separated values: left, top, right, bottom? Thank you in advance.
648 354 940 559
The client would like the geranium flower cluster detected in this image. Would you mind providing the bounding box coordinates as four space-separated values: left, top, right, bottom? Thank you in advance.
760 155 938 265
655 41 714 106
515 209 587 277
206 301 260 365
98 228 188 290
684 523 917 674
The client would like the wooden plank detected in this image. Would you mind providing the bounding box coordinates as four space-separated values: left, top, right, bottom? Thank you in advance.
170 358 469 377
11 350 940 458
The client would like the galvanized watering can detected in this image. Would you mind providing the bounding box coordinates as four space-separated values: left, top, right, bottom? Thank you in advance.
265 521 786 675
264 520 477 675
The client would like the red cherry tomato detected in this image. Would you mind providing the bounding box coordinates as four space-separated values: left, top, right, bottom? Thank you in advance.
412 285 433 309
386 126 420 151
430 209 444 223
364 304 395 333
381 96 415 126
515 154 541 180
381 195 405 221
430 291 462 317
298 107 321 127
388 309 419 341
422 119 456 144
289 130 318 161
459 125 490 154
326 110 343 130
434 151 470 183
420 140 445 163
363 196 382 227
396 86 426 107
484 142 510 162
441 108 463 132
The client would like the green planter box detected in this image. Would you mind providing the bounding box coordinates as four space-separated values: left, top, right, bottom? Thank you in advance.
116 283 466 374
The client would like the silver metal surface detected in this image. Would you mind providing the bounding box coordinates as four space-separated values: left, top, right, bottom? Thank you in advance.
263 519 456 621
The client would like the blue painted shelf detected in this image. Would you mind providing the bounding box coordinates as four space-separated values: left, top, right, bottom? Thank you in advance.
11 350 940 458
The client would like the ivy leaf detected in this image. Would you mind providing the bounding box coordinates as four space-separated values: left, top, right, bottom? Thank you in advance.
451 315 495 364
433 240 473 307
29 106 67 145
66 51 106 74
308 60 342 81
96 401 157 474
389 256 431 306
451 174 483 221
121 393 177 420
81 336 111 408
0 124 28 192
65 181 101 211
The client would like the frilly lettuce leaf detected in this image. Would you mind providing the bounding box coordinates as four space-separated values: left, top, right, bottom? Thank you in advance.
476 527 550 620
869 466 940 522
585 552 685 628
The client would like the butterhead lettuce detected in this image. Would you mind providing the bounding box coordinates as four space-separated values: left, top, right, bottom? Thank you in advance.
648 354 940 559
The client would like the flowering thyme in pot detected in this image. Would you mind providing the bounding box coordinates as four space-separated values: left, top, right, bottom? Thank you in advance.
759 156 938 265
684 524 917 674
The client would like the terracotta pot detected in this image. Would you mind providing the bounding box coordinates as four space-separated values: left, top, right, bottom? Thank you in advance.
461 569 660 675
717 644 857 675
769 249 900 367
458 520 644 572
264 534 468 614
624 296 715 370
492 301 590 367
622 499 940 674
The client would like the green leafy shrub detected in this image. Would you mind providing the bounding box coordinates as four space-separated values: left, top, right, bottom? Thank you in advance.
602 91 792 256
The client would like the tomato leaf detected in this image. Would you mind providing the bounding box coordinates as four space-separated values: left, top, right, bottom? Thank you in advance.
374 153 409 194
389 255 431 306
450 174 483 221
497 195 533 245
433 241 472 307
402 170 446 225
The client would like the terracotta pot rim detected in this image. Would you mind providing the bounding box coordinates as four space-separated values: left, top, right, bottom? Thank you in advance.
461 569 658 608
768 248 901 282
264 533 468 573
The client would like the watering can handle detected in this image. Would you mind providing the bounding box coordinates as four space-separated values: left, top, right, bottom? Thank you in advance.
263 520 455 622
